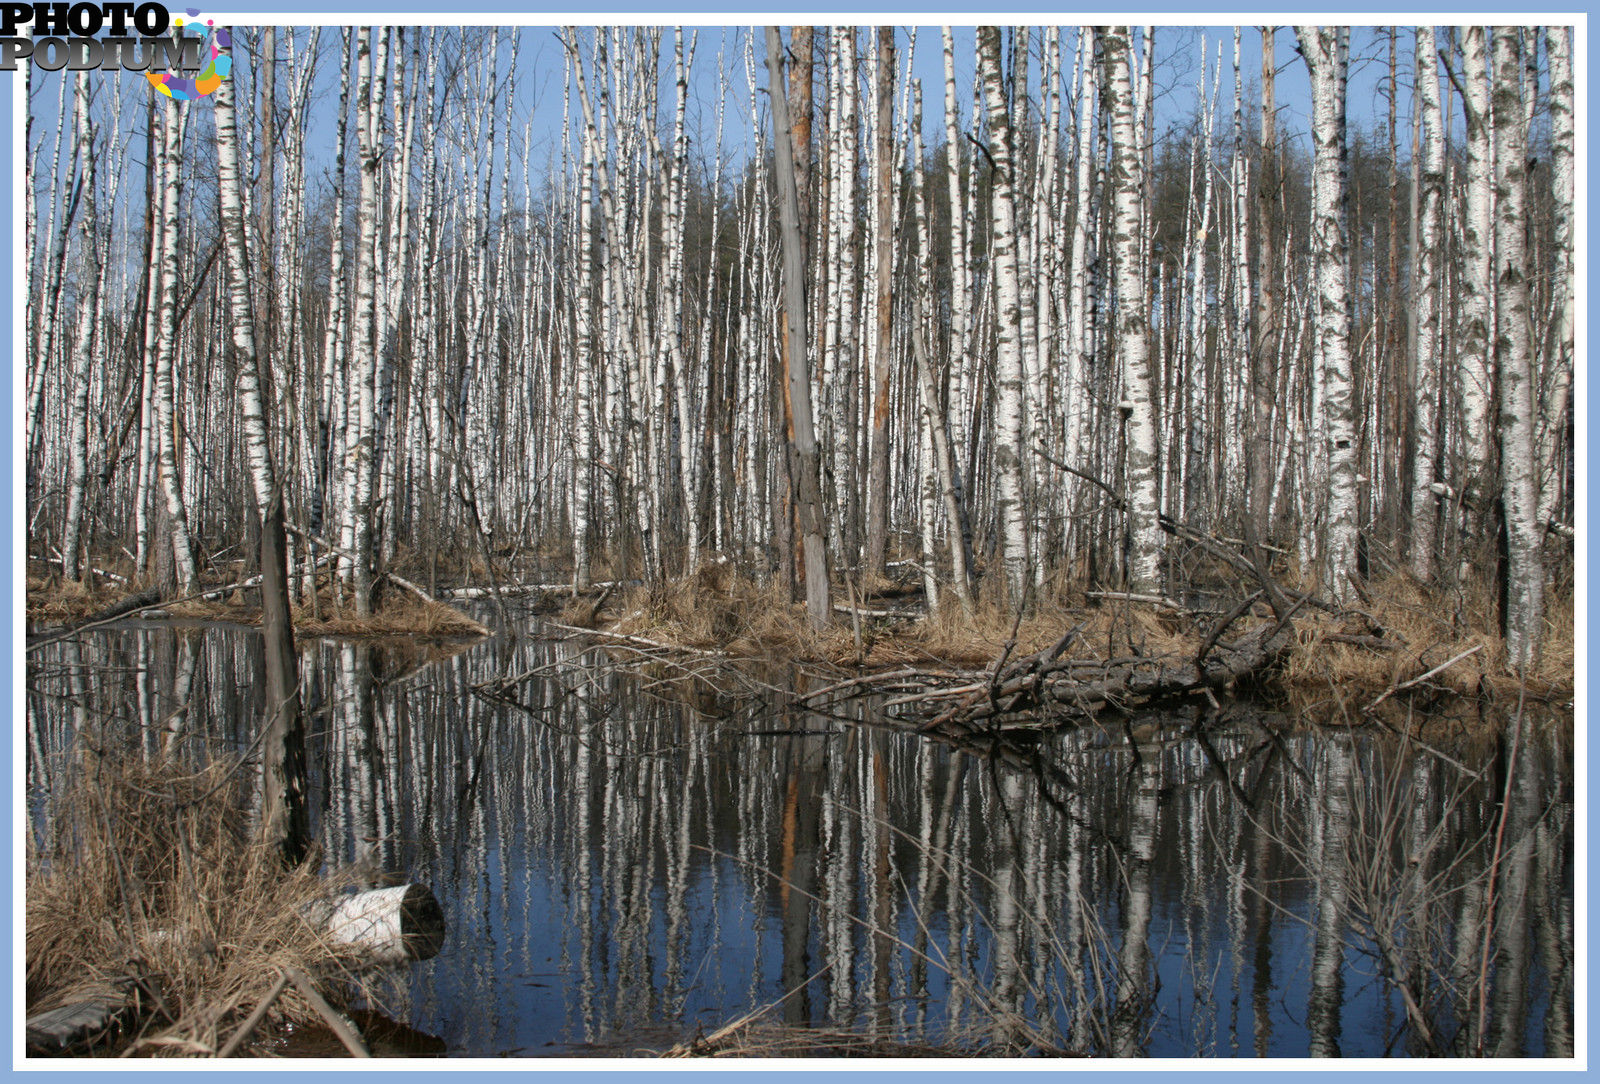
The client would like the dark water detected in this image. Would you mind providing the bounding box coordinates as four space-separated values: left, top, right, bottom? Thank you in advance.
26 617 1574 1058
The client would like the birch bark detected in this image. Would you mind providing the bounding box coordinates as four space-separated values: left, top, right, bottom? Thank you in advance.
1491 27 1541 671
1297 25 1358 600
978 25 1033 605
1099 26 1162 593
1408 27 1444 581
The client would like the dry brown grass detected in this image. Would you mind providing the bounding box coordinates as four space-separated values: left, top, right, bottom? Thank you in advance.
662 1018 997 1058
28 576 489 642
611 564 817 656
26 576 114 624
1280 572 1574 702
605 566 1573 710
27 756 391 1057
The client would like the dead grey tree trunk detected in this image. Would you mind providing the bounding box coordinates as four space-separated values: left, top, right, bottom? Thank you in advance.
766 26 831 628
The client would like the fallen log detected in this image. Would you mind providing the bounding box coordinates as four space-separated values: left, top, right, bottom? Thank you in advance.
921 618 1295 735
305 883 447 965
25 979 140 1056
439 578 638 600
75 588 161 628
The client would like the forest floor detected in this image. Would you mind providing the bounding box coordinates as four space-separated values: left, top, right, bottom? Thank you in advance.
25 565 489 641
587 560 1574 715
26 549 1573 714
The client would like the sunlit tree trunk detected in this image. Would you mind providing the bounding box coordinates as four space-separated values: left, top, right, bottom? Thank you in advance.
59 74 98 582
1099 25 1161 593
863 25 895 580
1297 25 1358 600
1539 26 1574 533
1408 27 1444 582
767 26 831 628
570 49 597 592
1455 28 1494 570
152 101 198 595
978 25 1032 605
345 26 383 614
1491 27 1541 671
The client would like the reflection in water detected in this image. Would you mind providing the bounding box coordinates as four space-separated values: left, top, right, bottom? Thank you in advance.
25 621 1575 1059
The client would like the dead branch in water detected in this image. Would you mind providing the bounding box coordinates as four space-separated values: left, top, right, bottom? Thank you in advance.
806 532 1302 739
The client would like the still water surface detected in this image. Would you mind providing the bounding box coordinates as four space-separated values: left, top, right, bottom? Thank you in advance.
26 617 1574 1058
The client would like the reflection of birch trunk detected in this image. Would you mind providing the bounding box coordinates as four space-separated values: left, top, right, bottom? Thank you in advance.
822 749 856 1022
336 643 378 874
1112 759 1157 1056
1488 712 1538 1056
870 737 893 1034
567 644 598 1041
991 772 1026 1039
1307 738 1351 1057
780 708 827 1026
159 633 197 759
910 750 964 1023
1533 795 1573 1057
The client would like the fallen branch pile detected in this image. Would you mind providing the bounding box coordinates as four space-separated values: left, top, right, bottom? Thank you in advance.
805 532 1303 738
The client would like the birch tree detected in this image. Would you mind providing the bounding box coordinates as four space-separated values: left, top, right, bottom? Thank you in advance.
766 26 831 628
1408 27 1444 581
1491 27 1541 670
863 26 895 579
1454 28 1494 565
1099 26 1162 593
1297 25 1358 600
58 74 97 583
346 26 383 614
978 25 1032 605
215 36 308 864
1539 26 1574 532
151 100 199 595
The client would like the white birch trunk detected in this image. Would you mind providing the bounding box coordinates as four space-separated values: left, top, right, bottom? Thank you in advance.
347 27 382 614
978 26 1032 605
213 67 277 518
1409 27 1444 582
1297 26 1358 600
59 74 98 581
1100 26 1162 593
152 101 198 594
1491 27 1542 671
1456 28 1494 554
1538 26 1574 530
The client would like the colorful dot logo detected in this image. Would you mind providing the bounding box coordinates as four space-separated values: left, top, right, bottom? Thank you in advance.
146 8 234 100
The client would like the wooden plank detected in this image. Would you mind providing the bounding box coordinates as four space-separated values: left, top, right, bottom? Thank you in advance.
25 981 137 1056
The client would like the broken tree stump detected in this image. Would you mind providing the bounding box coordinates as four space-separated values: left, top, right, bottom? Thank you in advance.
309 884 447 965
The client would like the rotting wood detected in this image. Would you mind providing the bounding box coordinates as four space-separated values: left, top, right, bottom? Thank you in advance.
25 979 140 1056
807 534 1302 738
438 578 637 601
70 588 161 629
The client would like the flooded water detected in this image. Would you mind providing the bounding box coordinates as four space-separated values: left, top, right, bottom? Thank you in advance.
26 616 1574 1058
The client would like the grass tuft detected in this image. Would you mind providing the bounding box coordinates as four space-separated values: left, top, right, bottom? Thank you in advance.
27 756 394 1056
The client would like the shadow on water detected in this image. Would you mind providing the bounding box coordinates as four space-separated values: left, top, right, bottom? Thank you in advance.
25 616 1574 1058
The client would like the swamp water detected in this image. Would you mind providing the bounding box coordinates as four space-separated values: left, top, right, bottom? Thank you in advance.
26 616 1573 1058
